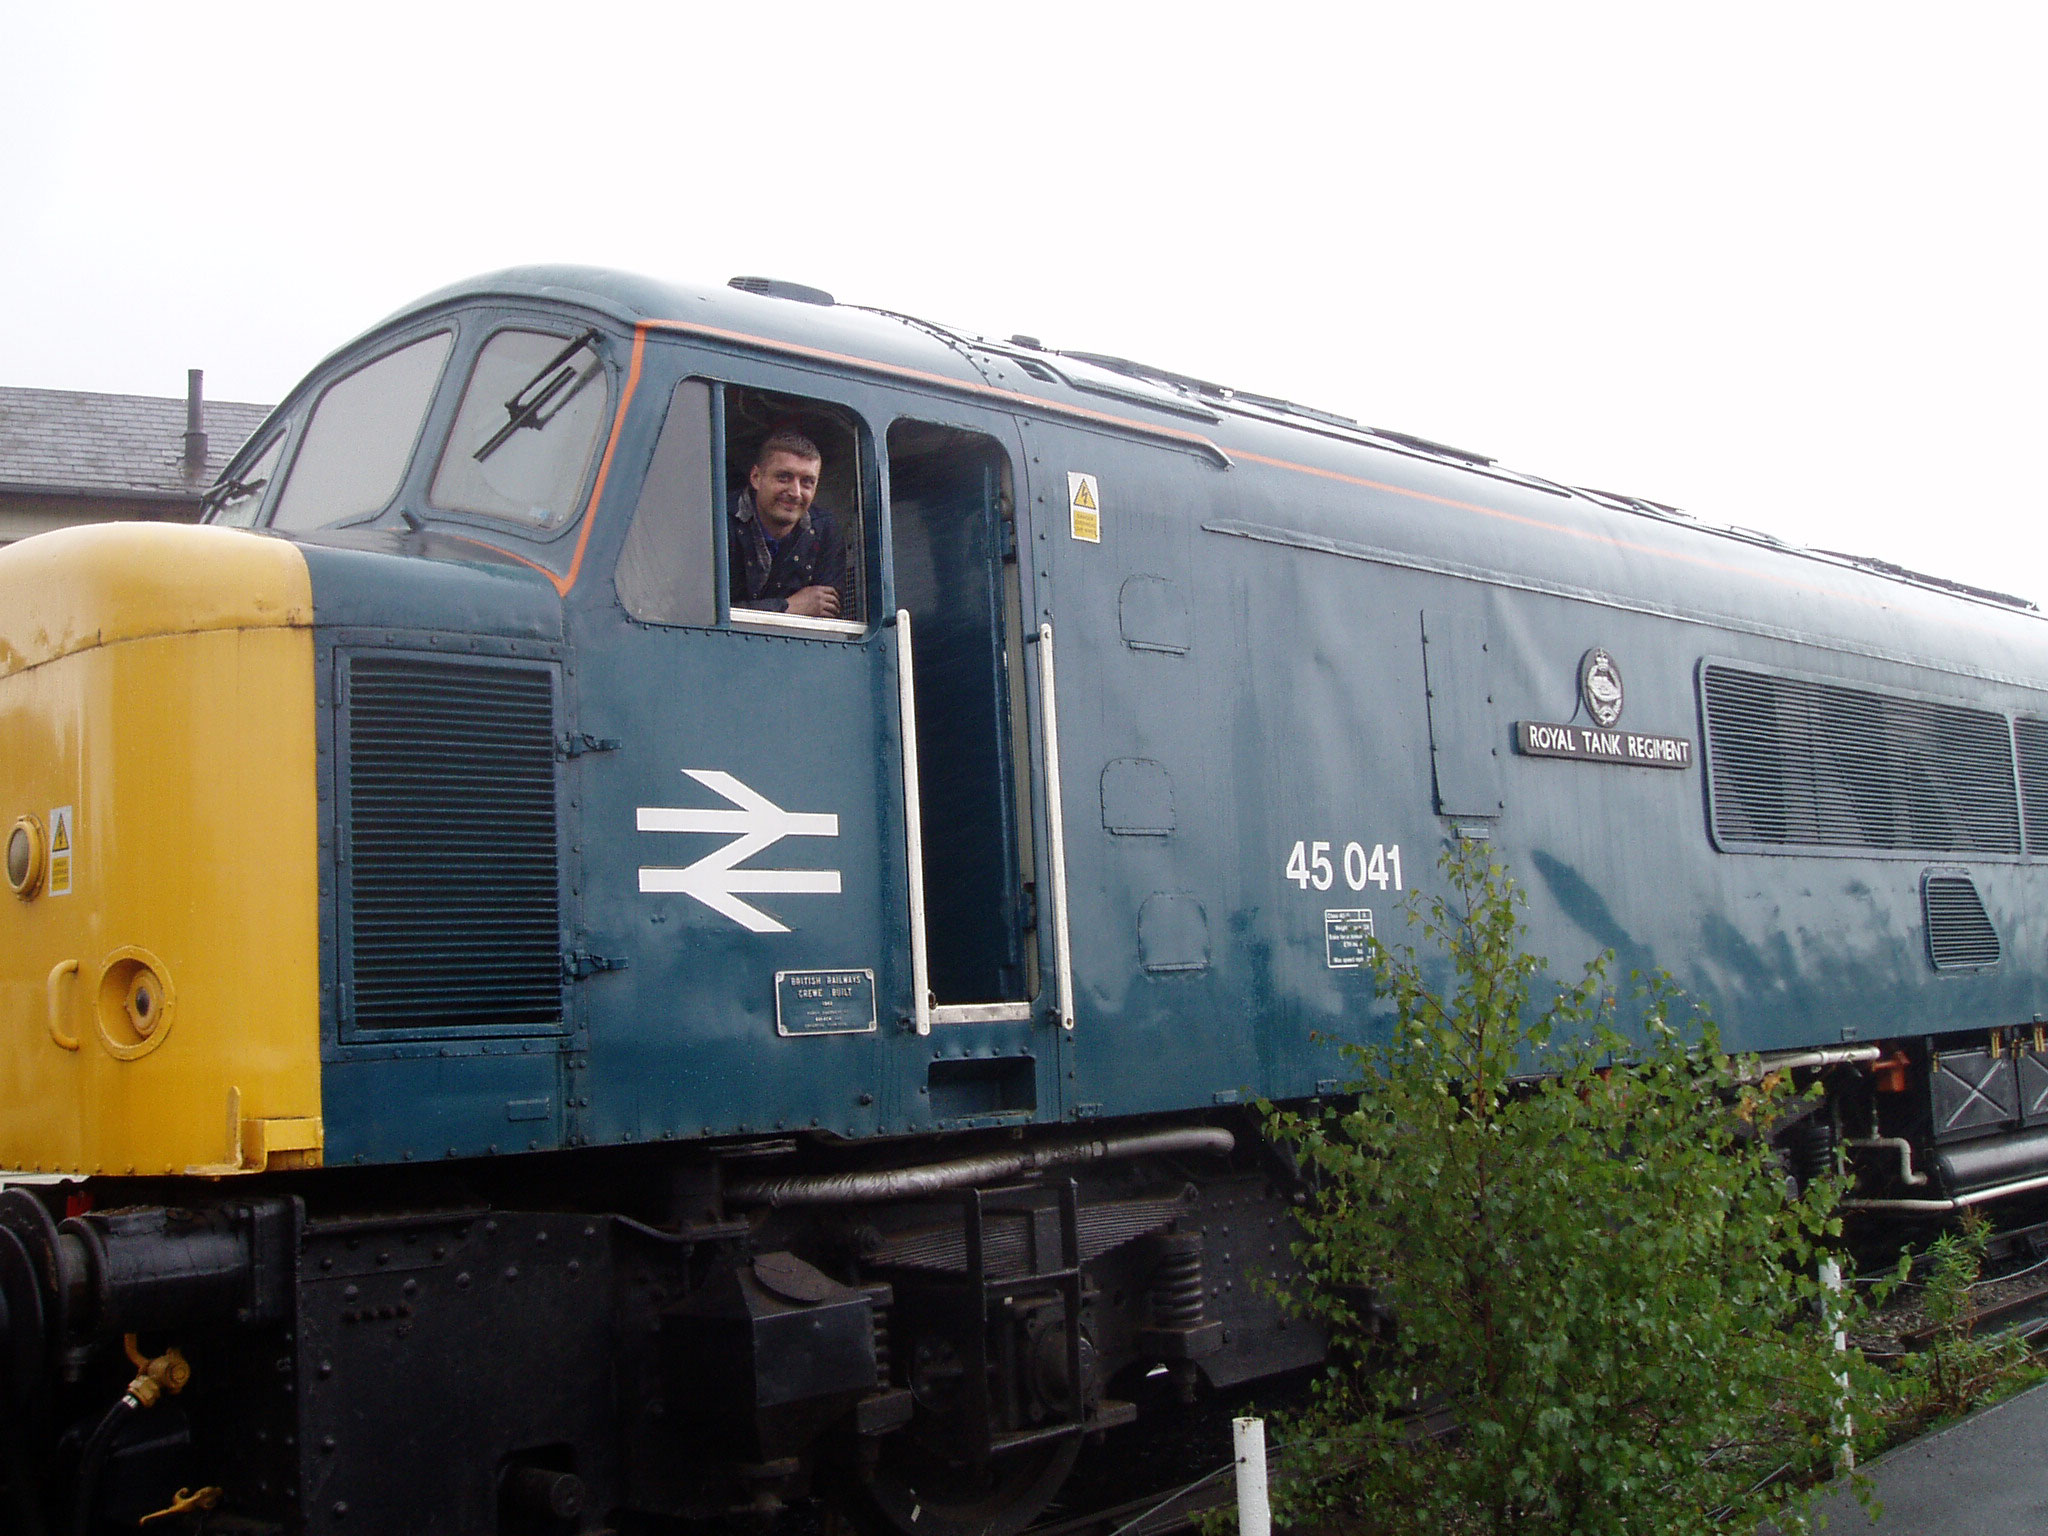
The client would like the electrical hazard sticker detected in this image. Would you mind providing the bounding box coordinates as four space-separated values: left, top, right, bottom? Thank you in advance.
1067 472 1100 543
47 806 73 896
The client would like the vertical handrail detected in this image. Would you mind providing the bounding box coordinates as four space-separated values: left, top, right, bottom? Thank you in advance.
897 610 932 1037
1037 623 1077 1032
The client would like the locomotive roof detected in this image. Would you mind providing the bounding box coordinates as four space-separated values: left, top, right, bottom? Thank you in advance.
341 266 2042 652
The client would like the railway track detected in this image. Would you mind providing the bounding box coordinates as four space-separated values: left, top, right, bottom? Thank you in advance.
1025 1467 1240 1536
1856 1210 2048 1360
773 1245 2048 1536
1897 1277 2048 1351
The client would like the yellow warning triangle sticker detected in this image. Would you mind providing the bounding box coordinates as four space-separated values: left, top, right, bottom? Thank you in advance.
1071 479 1098 511
51 818 68 852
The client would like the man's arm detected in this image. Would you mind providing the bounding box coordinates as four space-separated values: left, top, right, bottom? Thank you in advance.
728 513 790 612
813 513 851 619
765 513 848 618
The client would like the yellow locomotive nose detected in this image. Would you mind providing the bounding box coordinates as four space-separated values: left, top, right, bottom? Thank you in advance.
0 523 323 1176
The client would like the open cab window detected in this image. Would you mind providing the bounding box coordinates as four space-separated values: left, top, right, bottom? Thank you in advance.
613 381 870 635
724 386 869 634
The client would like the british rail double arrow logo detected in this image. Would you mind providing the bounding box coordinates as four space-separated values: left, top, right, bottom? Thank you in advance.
637 770 842 933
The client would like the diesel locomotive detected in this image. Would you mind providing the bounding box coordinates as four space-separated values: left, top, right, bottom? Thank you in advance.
4 265 2048 1534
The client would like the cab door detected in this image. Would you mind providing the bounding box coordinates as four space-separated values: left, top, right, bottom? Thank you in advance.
564 360 921 1144
883 410 1059 1125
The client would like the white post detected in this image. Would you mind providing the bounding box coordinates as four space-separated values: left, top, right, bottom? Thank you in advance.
1233 1416 1271 1536
1819 1258 1853 1471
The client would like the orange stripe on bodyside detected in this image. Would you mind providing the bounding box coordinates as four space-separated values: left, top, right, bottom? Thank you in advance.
553 325 648 596
637 318 1226 460
631 315 1939 621
424 530 563 584
447 312 2019 640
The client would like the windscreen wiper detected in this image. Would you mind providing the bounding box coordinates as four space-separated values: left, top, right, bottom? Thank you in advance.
474 328 602 463
200 473 269 518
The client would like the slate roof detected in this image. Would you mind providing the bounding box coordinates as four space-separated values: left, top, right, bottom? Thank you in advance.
0 385 274 501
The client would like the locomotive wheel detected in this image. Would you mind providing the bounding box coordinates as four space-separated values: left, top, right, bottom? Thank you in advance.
854 1436 1081 1536
0 1224 44 1403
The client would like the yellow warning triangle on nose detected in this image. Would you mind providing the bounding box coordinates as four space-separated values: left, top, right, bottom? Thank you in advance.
1071 479 1097 510
51 819 68 852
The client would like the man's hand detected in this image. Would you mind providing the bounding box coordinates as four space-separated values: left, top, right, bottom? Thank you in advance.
786 585 842 619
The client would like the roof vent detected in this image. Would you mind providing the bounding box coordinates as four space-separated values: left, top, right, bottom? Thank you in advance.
728 276 835 307
1924 872 2001 970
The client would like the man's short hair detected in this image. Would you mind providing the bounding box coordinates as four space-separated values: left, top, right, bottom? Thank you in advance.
755 430 822 467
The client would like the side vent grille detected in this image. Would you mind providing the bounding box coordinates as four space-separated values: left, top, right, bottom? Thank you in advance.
345 655 562 1031
2016 718 2048 851
1701 664 2021 854
1923 874 2001 970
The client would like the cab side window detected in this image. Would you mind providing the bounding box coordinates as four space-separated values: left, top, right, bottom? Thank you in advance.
271 332 453 533
615 380 717 628
430 329 611 530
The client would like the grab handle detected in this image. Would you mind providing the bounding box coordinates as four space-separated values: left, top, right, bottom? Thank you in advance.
46 959 81 1051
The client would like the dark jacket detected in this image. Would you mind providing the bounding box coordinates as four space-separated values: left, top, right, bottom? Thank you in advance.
729 487 850 615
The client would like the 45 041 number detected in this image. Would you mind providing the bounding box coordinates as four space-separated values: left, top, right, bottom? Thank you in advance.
1285 840 1403 893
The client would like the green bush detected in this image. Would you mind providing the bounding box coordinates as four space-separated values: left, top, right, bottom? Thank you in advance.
1262 843 1872 1535
1882 1218 2039 1440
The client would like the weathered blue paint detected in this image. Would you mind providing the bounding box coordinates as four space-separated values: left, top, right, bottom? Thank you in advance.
218 266 2048 1167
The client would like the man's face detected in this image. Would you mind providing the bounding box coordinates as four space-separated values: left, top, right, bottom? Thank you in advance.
749 450 821 538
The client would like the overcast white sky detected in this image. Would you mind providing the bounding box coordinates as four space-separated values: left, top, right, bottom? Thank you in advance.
4 2 2043 601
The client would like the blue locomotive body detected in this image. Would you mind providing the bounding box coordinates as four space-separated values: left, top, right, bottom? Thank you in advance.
3 265 2044 1533
242 267 2048 1167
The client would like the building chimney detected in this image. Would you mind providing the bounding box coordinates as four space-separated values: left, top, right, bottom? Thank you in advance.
183 369 208 471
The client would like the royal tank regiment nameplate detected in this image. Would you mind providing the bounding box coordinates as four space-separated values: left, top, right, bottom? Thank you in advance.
1515 721 1693 769
775 969 878 1036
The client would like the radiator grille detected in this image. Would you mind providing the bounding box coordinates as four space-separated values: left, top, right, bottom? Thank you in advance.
345 655 562 1030
1923 874 2001 969
2016 718 2048 852
1702 665 2021 854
